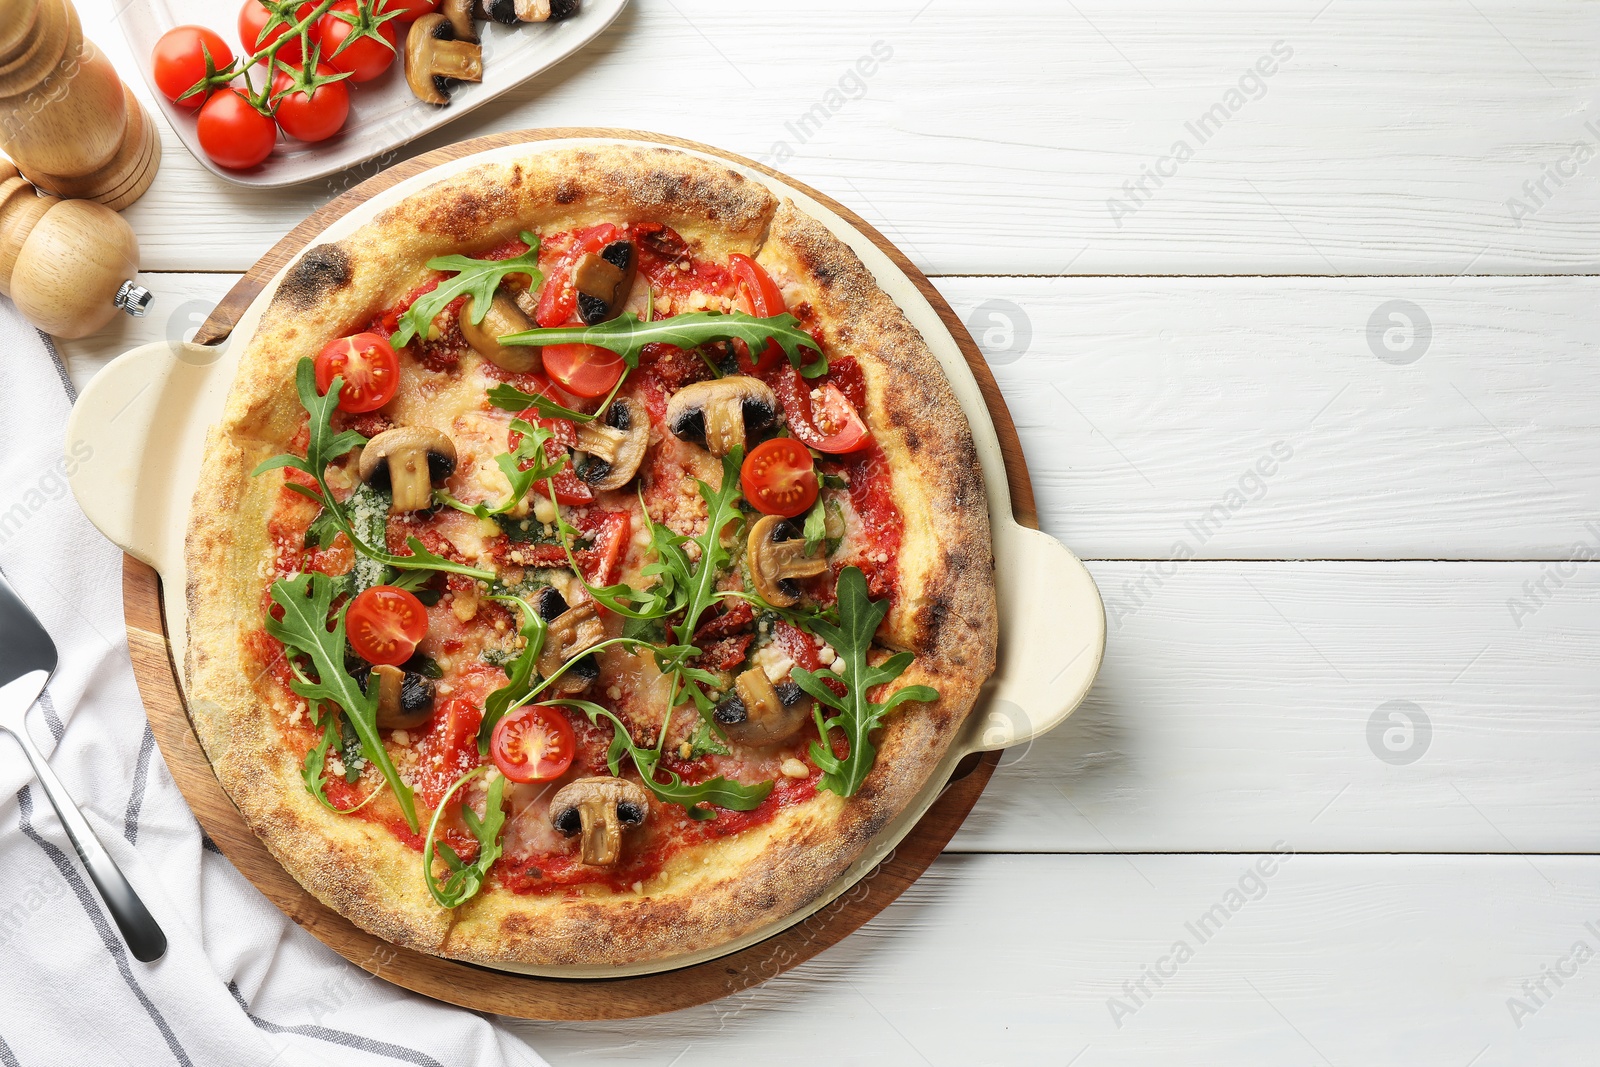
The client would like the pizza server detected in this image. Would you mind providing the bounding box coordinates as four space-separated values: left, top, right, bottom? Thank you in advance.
0 567 166 961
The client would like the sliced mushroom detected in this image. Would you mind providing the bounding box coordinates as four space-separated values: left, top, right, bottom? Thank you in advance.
549 776 648 866
665 376 778 457
747 514 829 607
715 668 814 746
441 0 478 40
572 240 637 325
534 587 605 694
574 398 647 491
405 14 483 106
374 665 435 729
479 0 578 23
460 290 539 373
358 426 457 513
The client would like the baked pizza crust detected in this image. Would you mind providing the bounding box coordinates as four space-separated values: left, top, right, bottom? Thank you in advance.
185 144 997 968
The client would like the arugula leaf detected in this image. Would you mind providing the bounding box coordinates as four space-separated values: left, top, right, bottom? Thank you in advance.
685 719 730 759
801 496 827 554
437 421 565 521
391 234 543 349
551 700 771 819
500 310 824 377
486 383 594 423
252 359 494 583
422 768 507 909
478 595 548 753
265 572 419 830
301 705 378 815
792 567 938 798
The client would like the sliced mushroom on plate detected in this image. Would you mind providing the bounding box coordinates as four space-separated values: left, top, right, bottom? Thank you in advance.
479 0 579 23
550 776 647 866
358 426 457 513
666 375 778 458
533 586 604 694
405 14 483 106
747 514 829 607
572 240 637 325
574 397 647 491
459 291 539 373
440 0 478 40
715 667 814 746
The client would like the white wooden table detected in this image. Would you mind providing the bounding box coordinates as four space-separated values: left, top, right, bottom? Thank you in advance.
60 1 1600 1062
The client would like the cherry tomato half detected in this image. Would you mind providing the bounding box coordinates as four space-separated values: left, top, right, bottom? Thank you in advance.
196 89 277 170
346 586 429 667
729 253 786 374
542 343 625 399
319 0 399 83
490 705 576 783
315 332 399 412
239 1 317 64
741 437 819 518
151 26 233 110
270 64 349 143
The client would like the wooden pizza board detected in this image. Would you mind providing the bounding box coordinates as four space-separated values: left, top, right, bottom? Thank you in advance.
119 129 1039 1020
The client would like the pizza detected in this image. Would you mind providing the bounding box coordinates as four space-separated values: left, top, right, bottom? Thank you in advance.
185 144 997 968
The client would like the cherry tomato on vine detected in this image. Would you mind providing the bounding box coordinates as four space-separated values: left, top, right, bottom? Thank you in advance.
728 253 787 374
151 26 234 110
542 344 625 399
489 705 576 783
319 0 400 83
314 332 400 411
239 1 318 63
376 0 439 18
271 64 350 142
346 586 429 666
741 437 819 518
197 89 277 170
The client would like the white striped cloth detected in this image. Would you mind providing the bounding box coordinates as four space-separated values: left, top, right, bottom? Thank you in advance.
0 298 549 1067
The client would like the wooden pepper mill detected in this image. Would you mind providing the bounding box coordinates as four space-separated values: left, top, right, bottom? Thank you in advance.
0 161 150 338
0 0 160 210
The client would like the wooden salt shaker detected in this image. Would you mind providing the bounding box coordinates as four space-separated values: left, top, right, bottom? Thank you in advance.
0 0 161 211
0 161 150 338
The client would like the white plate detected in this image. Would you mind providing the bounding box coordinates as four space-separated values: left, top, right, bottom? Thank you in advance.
116 1 628 188
67 137 1105 977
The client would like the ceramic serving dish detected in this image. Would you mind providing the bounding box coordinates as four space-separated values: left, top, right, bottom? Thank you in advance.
116 0 628 188
66 136 1105 978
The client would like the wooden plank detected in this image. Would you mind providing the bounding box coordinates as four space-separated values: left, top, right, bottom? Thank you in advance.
511 853 1600 1065
63 273 1600 560
77 0 1600 275
952 560 1600 855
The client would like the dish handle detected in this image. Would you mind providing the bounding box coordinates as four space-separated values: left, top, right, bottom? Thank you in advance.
964 521 1106 754
67 339 219 570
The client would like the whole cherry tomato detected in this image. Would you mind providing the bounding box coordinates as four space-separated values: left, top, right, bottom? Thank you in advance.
196 89 277 170
319 0 400 83
314 332 399 412
271 64 350 142
151 26 234 110
239 1 318 64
